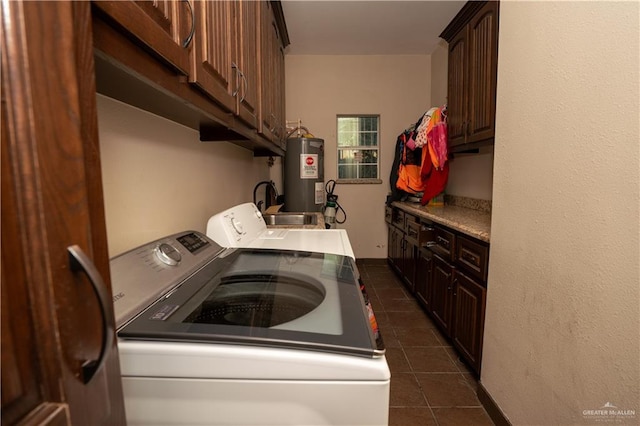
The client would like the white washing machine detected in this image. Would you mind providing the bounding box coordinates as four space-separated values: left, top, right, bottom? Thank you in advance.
111 231 389 425
206 203 355 259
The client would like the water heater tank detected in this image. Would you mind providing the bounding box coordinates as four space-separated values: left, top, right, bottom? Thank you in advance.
284 137 324 212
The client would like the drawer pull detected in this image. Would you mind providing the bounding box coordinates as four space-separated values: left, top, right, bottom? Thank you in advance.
461 249 480 266
437 236 450 248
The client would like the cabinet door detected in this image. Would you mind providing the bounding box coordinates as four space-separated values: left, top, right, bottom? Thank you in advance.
447 27 468 147
451 271 487 373
1 2 125 424
430 254 454 334
402 239 418 294
274 38 286 148
190 0 236 112
390 227 403 274
258 1 285 145
235 0 259 128
466 0 499 144
387 225 394 262
415 249 433 310
93 0 192 74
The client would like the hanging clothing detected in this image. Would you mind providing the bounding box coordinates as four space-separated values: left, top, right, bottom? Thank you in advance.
414 107 437 149
420 162 449 205
427 107 448 170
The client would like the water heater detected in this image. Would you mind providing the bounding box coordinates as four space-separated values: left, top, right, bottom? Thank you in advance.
284 137 324 212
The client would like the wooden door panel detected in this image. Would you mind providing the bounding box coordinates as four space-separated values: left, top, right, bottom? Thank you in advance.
93 0 191 74
467 1 498 144
236 0 259 128
190 0 235 111
1 1 125 424
415 249 432 310
447 29 467 146
430 255 453 334
258 0 277 141
452 271 486 372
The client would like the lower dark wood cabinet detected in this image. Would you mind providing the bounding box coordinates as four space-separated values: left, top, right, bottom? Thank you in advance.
451 270 487 373
415 248 433 310
430 254 454 335
386 206 489 375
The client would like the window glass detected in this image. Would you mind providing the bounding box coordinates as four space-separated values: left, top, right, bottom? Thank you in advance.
337 115 379 180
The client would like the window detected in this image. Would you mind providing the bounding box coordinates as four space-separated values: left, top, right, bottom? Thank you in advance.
337 115 379 181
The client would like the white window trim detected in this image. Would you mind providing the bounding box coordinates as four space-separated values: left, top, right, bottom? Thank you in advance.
336 114 380 182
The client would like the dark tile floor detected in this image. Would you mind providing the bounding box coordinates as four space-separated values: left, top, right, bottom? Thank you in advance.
356 259 494 426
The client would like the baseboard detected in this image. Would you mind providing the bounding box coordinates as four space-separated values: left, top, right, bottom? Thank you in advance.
477 381 511 426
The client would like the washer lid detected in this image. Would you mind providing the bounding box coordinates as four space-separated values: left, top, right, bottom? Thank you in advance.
118 249 383 358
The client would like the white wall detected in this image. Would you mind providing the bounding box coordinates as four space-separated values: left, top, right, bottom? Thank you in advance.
484 2 639 424
430 40 449 107
285 55 431 258
431 41 494 200
97 95 270 257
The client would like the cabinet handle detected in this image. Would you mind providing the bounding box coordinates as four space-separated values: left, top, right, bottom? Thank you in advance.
231 63 241 98
437 236 449 248
67 245 114 385
239 71 248 103
461 250 480 266
181 0 195 48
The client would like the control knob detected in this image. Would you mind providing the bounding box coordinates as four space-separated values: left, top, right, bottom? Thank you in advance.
154 243 181 266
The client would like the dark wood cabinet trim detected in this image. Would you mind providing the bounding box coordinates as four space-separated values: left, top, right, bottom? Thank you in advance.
440 1 488 42
270 1 290 47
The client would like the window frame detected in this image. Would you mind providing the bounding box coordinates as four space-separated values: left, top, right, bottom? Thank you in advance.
335 114 382 184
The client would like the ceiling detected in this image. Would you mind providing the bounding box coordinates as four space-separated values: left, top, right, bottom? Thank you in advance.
280 1 466 55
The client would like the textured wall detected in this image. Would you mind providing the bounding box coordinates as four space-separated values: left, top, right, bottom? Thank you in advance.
97 95 270 256
483 2 640 424
285 55 431 258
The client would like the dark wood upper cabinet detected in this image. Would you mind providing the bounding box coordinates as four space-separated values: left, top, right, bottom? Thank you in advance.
2 1 126 424
92 0 289 156
441 1 499 151
258 0 287 147
190 0 236 113
235 0 260 129
93 0 192 74
446 28 468 146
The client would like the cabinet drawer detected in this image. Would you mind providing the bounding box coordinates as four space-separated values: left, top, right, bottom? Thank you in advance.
385 206 392 224
392 209 405 230
406 221 436 247
456 235 489 282
405 219 420 244
433 226 455 262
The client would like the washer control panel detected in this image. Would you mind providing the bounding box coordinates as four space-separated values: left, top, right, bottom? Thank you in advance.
110 231 225 328
206 202 268 247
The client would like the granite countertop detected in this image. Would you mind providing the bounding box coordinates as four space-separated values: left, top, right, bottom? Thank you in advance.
392 201 491 242
265 212 326 230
